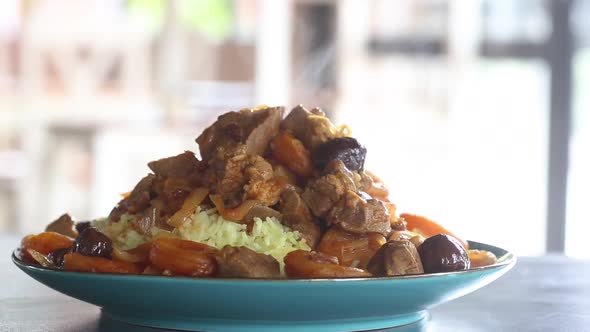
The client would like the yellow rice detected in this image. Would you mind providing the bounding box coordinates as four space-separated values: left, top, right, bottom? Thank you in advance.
93 207 310 272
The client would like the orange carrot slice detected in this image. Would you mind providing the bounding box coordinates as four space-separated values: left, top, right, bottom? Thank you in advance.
400 213 469 249
63 253 141 274
271 132 314 178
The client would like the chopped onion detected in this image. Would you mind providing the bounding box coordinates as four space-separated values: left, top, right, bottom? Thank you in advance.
209 194 259 222
112 247 148 263
27 249 57 269
167 188 209 227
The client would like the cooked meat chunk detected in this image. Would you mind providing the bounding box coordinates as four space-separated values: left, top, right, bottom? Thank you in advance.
327 190 391 236
154 177 193 214
45 213 78 238
281 105 340 150
358 171 390 201
109 153 204 223
281 188 313 218
196 106 283 161
366 240 424 276
243 154 275 182
244 176 288 206
147 151 202 179
280 188 321 248
302 160 357 218
108 174 155 221
311 137 367 172
243 107 283 156
216 246 281 278
209 153 278 208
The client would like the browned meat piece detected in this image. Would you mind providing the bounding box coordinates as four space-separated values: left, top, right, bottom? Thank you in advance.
326 190 391 236
108 153 204 223
157 177 193 213
216 246 281 278
301 160 356 218
196 106 283 161
366 240 424 276
210 154 271 195
280 189 321 248
281 105 341 150
207 151 288 208
244 107 284 156
147 151 202 179
45 213 78 238
244 176 288 206
109 174 155 221
358 170 390 201
243 154 275 184
281 188 312 218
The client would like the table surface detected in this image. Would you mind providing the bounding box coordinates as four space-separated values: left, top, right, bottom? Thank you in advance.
1 235 589 332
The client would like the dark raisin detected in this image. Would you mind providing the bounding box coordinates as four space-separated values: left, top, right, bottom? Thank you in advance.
47 247 72 268
75 221 92 234
73 227 113 258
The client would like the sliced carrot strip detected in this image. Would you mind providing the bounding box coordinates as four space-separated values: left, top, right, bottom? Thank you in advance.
271 131 314 178
21 232 74 262
400 213 469 249
63 253 141 274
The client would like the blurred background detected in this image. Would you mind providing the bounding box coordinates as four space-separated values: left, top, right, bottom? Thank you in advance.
0 0 587 258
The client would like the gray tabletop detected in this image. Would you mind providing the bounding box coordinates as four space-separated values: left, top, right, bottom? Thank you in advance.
1 234 589 332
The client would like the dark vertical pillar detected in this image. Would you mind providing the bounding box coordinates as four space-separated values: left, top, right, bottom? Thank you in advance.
546 0 573 253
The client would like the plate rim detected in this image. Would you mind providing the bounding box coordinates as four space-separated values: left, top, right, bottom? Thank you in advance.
12 240 516 283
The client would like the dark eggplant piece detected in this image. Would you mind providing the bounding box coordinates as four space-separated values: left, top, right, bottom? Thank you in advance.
73 227 113 259
418 234 470 273
311 137 367 171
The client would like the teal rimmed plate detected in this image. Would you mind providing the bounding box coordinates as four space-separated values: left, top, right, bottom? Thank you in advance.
12 241 515 332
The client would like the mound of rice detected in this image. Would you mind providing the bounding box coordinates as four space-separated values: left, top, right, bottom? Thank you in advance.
93 207 310 272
